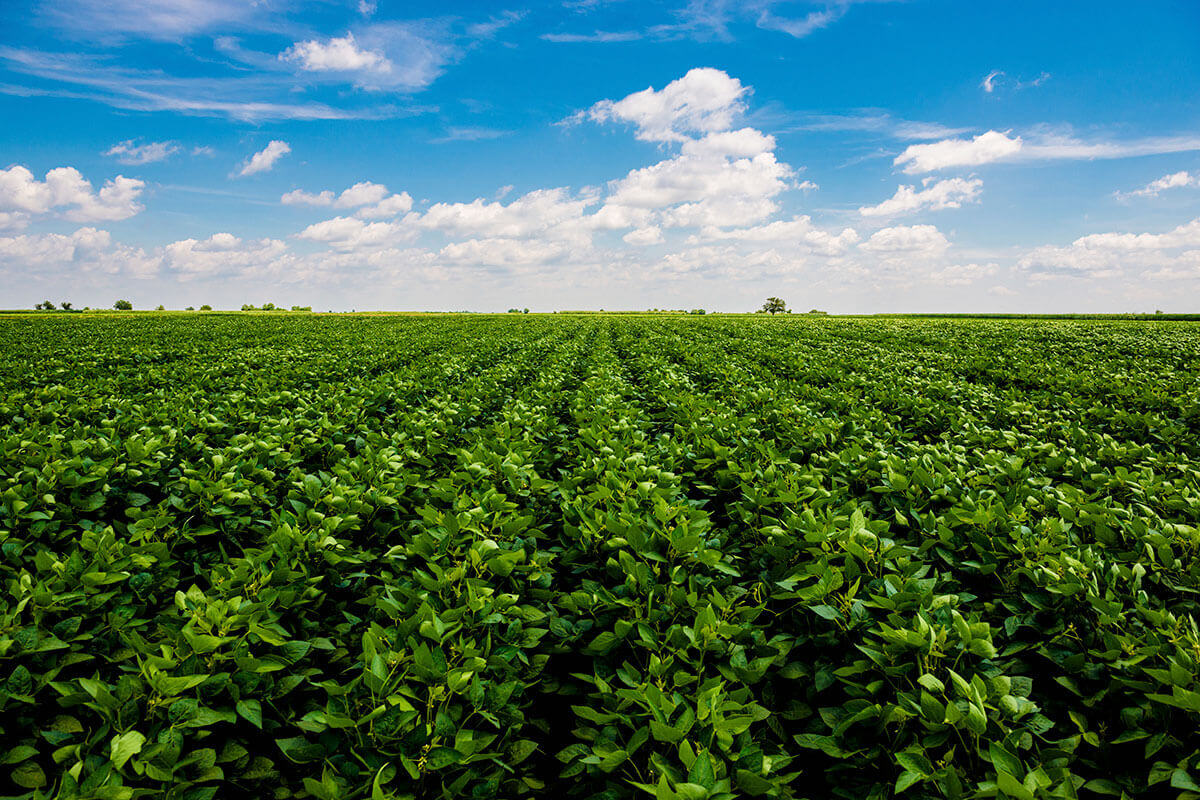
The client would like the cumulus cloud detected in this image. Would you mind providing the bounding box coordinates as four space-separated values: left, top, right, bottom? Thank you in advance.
104 139 178 164
583 67 749 143
419 188 598 242
296 216 411 250
282 189 335 207
0 165 144 223
1018 218 1200 278
894 131 1023 174
860 224 950 255
238 141 291 176
282 182 413 218
859 177 983 217
163 234 289 279
334 181 389 208
281 33 392 73
623 226 664 245
277 24 454 91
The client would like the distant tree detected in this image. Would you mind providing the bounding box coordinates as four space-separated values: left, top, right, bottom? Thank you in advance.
155 304 165 311
35 300 54 310
60 301 72 310
507 308 521 313
689 308 706 315
186 305 195 311
759 296 788 315
200 304 212 311
290 305 312 311
807 309 828 315
523 308 530 314
241 304 256 311
113 299 133 311
262 302 276 311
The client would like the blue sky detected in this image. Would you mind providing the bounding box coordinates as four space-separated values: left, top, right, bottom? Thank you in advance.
1 0 1198 312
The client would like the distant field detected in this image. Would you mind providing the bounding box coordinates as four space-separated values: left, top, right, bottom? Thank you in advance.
1 314 1198 799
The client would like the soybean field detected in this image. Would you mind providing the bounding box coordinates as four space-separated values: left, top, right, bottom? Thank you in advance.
2 313 1200 800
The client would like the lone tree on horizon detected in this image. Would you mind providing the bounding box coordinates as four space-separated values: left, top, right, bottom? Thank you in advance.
113 299 133 311
760 296 789 314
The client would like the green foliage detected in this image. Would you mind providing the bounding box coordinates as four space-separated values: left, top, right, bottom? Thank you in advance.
758 297 788 314
113 299 133 310
1 314 1199 799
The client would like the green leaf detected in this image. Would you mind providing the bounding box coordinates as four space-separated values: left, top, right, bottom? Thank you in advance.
688 750 715 790
1172 770 1200 792
895 770 923 794
896 751 933 777
736 769 775 796
997 770 1035 800
237 699 263 729
2 745 38 765
110 731 146 769
11 761 46 789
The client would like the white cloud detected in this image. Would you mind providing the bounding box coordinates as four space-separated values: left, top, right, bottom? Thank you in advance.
927 262 998 286
334 181 389 208
357 192 414 219
104 139 178 164
698 216 860 256
438 237 567 267
541 31 643 43
895 131 1023 174
861 224 950 255
41 0 255 39
281 33 392 74
859 177 983 217
419 188 597 242
296 216 411 250
282 182 412 218
238 141 290 176
584 67 748 143
601 128 792 229
623 226 664 245
164 234 288 279
0 165 144 222
982 70 1050 94
1117 170 1198 199
1018 218 1200 277
0 227 111 266
282 189 335 207
276 24 454 92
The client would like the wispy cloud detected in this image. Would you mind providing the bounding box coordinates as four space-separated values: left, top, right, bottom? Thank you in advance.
779 111 972 141
895 127 1200 173
237 141 291 177
1114 171 1198 200
980 69 1050 94
36 0 263 42
103 139 179 164
859 177 983 217
430 126 512 143
541 30 643 42
0 47 409 120
546 0 889 45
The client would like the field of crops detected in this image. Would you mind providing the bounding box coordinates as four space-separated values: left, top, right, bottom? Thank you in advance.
2 314 1199 800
